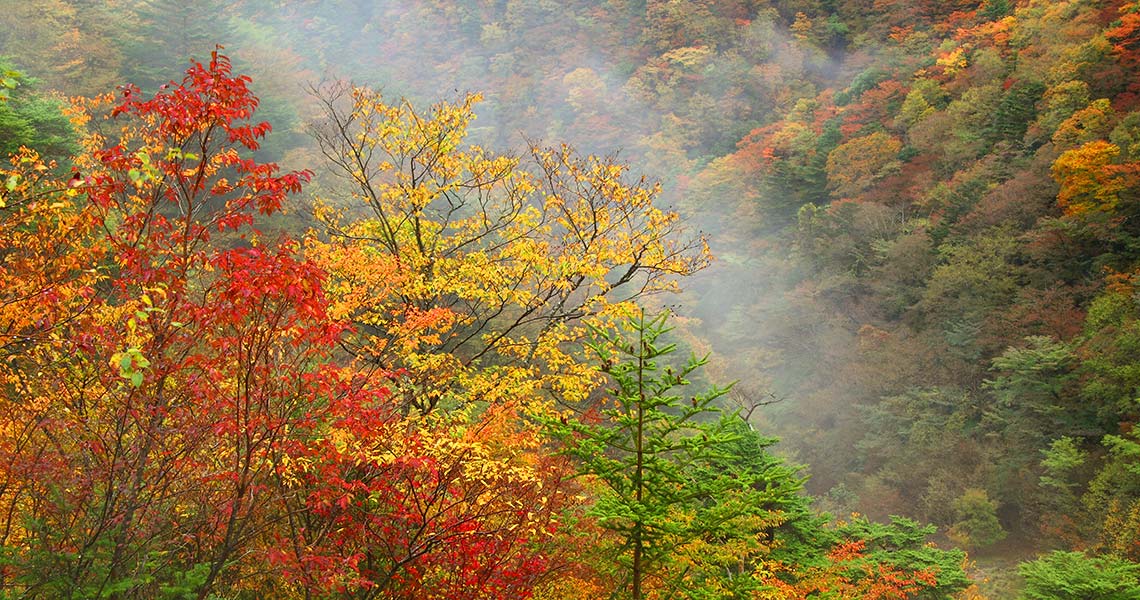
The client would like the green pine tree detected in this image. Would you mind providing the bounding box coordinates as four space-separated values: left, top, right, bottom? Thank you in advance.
546 311 807 599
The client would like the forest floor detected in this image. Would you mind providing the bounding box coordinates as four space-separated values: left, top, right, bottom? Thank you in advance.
967 536 1041 598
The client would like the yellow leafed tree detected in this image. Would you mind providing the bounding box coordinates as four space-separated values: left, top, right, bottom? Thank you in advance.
307 83 711 413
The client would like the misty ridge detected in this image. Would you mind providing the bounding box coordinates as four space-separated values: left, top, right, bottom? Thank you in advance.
2 0 1140 598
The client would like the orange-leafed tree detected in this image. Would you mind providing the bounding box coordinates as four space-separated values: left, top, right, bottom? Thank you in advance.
1052 140 1140 218
825 131 904 199
0 145 107 595
0 146 102 373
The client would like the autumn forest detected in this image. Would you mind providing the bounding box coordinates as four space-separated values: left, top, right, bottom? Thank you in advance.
2 0 1140 598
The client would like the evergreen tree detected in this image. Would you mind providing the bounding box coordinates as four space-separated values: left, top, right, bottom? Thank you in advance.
546 311 809 599
0 62 77 162
1019 551 1140 600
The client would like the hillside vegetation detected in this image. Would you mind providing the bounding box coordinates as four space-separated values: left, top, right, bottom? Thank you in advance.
3 1 1140 598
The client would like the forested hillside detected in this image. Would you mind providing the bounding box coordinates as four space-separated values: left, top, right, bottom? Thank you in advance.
2 0 1140 598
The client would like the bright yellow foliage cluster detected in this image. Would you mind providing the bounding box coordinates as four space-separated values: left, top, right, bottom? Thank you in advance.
307 85 711 414
0 148 103 385
1052 140 1124 215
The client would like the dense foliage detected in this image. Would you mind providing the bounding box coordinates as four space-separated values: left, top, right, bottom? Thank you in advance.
4 0 1140 597
0 48 973 599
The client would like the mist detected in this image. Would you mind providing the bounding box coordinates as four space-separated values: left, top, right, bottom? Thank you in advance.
204 0 852 443
0 0 888 493
11 2 1140 596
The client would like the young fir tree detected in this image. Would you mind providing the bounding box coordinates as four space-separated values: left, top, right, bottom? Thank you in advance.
547 311 804 599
